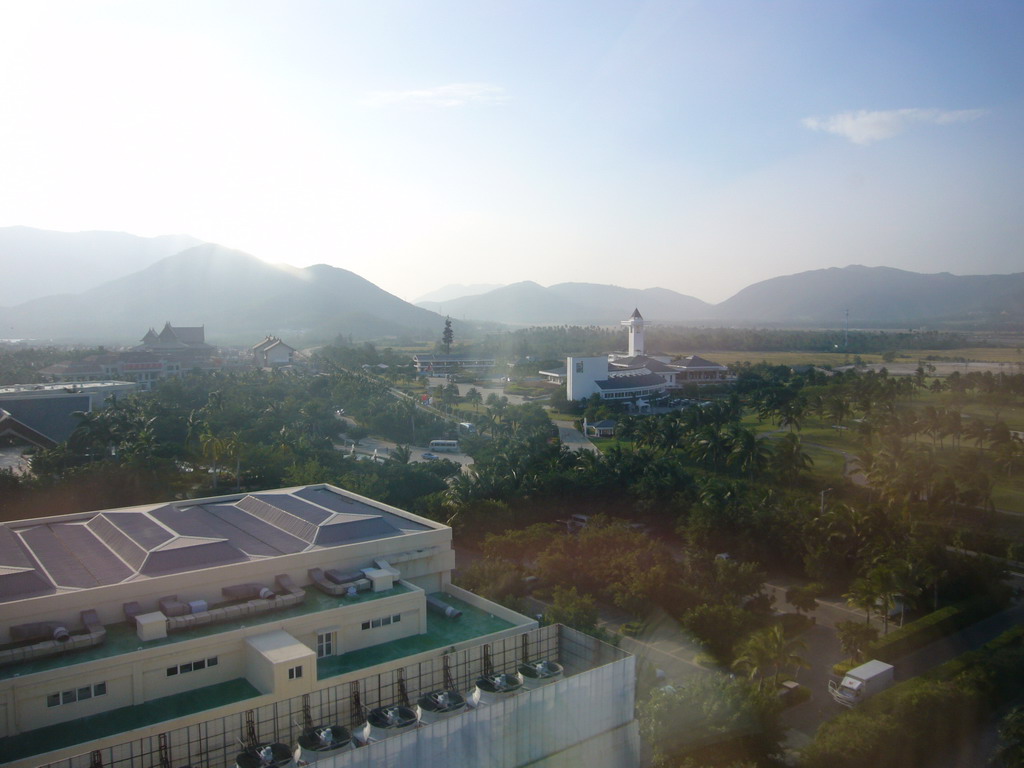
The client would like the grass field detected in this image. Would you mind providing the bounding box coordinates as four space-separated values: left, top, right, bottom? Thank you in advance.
670 347 1024 368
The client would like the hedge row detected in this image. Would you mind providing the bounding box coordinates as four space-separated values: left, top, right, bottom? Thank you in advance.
832 594 1003 675
804 625 1024 768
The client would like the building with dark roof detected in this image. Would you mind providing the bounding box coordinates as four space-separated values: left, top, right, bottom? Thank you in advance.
0 382 138 450
0 485 638 768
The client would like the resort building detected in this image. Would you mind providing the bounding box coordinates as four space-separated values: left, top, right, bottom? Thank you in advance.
251 336 297 368
0 382 137 449
412 354 495 377
39 324 222 391
541 310 733 404
0 485 637 768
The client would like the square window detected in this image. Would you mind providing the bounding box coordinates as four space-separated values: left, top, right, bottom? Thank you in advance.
167 667 178 677
180 663 193 673
361 621 370 630
94 682 106 696
77 686 92 701
47 693 60 708
382 616 391 626
288 666 303 680
371 618 381 628
392 614 401 623
61 690 76 705
194 659 206 670
207 657 218 667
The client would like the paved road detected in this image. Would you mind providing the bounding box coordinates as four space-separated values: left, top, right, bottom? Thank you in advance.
552 419 598 454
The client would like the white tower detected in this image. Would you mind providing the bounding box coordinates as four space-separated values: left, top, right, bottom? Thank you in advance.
621 308 646 358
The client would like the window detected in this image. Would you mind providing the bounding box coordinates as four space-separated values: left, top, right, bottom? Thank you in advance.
167 657 218 677
47 682 106 707
288 665 303 680
316 631 335 658
362 613 403 630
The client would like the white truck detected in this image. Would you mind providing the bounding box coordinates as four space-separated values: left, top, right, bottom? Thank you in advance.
828 659 895 707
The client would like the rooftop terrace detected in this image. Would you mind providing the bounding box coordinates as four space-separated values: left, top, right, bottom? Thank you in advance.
1 679 260 764
4 594 525 765
318 592 516 679
0 583 413 681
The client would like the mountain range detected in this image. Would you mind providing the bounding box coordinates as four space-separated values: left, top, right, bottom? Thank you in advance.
0 226 202 306
1 227 1021 343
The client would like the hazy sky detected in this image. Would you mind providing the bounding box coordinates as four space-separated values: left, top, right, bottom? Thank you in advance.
1 1 1021 304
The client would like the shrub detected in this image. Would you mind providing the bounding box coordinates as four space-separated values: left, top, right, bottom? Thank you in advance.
832 595 1004 674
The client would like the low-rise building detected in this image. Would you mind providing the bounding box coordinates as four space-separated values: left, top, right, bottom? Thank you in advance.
251 336 297 367
0 381 137 447
0 484 637 768
412 354 495 376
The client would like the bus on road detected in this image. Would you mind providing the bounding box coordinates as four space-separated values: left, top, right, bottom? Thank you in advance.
428 439 459 453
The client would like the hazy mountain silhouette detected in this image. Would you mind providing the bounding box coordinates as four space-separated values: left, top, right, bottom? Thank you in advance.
418 281 713 325
0 226 202 306
710 265 1024 328
414 283 504 304
0 244 447 343
5 228 1023 340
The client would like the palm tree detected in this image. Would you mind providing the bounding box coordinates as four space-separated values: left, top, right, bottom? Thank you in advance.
389 445 412 464
964 417 989 453
692 425 730 471
845 576 881 626
732 625 809 691
200 428 227 490
865 564 902 635
770 433 813 484
656 417 686 455
464 387 483 412
728 426 770 481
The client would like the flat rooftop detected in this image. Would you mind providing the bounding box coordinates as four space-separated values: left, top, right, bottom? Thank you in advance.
0 382 135 397
0 485 439 603
318 591 517 679
3 594 526 764
1 678 260 764
0 582 414 681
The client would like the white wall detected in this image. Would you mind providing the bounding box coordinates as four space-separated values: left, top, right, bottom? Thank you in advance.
566 357 607 402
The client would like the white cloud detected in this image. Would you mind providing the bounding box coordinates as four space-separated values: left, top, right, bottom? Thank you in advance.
363 82 508 108
802 108 986 144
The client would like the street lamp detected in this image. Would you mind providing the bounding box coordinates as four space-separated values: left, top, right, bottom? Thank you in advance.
820 488 832 516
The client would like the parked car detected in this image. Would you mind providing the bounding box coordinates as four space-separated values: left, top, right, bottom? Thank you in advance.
421 452 439 461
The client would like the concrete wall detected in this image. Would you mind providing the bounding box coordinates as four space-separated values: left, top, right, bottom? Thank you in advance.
566 357 608 402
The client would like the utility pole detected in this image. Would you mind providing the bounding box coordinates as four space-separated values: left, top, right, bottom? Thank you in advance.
844 309 849 350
